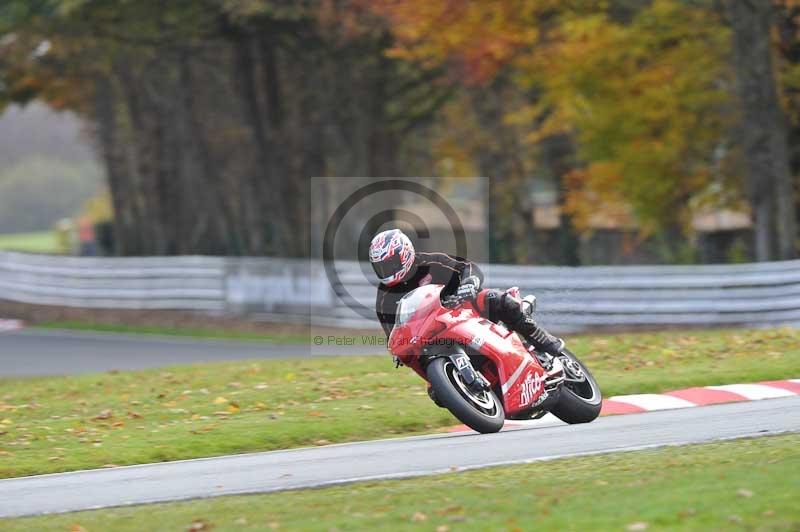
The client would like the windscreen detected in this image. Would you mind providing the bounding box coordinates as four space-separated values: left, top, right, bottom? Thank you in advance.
395 284 442 326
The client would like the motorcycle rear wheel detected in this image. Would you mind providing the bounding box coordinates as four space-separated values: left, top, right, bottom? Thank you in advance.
550 348 602 424
426 357 504 434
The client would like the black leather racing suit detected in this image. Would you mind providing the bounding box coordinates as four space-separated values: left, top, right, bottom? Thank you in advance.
375 252 481 338
375 252 563 355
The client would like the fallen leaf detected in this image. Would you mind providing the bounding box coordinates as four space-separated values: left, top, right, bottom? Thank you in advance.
187 518 214 530
436 526 450 532
234 517 248 525
626 523 648 531
436 505 464 516
737 489 754 498
228 403 240 414
92 409 113 420
70 525 87 532
127 411 142 419
411 512 428 522
213 397 228 405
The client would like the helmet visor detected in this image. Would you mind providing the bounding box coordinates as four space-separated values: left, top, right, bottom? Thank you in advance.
371 253 404 281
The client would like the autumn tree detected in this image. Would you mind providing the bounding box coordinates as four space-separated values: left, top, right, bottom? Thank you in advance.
373 0 797 262
1 0 448 256
4 0 799 262
725 0 797 260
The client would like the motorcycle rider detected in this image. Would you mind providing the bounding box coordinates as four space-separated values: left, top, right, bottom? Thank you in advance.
370 228 565 357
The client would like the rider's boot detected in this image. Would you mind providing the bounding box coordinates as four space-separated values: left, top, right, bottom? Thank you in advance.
511 314 565 357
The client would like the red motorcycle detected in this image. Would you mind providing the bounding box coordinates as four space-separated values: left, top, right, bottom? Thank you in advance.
389 284 602 433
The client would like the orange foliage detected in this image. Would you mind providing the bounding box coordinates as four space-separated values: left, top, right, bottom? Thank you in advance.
369 0 734 235
368 0 561 84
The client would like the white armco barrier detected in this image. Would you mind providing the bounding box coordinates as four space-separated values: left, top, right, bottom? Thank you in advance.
329 259 800 331
1 251 799 332
0 252 227 311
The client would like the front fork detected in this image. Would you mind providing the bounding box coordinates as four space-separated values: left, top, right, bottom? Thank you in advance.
448 348 491 393
425 348 489 408
424 346 490 394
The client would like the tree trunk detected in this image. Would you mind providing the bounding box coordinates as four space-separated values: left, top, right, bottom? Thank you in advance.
114 60 168 255
232 30 271 255
93 76 140 255
177 54 241 255
542 133 581 266
726 0 797 260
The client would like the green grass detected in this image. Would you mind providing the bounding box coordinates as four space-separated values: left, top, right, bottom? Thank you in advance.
0 230 59 253
35 321 312 344
4 434 798 531
0 327 797 479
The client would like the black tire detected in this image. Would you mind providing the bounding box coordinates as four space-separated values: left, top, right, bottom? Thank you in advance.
550 349 602 424
426 357 504 434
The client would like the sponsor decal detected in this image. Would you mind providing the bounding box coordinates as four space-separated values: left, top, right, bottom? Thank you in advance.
454 355 469 369
531 390 549 408
468 335 485 350
493 323 510 336
520 372 543 406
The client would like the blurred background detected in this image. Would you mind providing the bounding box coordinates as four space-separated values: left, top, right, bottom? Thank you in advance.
1 0 798 266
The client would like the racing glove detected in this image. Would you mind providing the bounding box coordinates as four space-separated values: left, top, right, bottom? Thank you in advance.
455 275 481 302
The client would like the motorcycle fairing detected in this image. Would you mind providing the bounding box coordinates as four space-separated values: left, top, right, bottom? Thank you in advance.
442 316 547 415
390 284 548 417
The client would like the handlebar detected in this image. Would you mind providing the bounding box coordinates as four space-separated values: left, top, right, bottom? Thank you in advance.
441 294 464 309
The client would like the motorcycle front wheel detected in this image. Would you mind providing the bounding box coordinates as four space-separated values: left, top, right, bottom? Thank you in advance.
426 357 504 434
550 348 602 424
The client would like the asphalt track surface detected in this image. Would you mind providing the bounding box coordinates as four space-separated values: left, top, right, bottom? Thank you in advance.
0 329 382 376
1 396 797 518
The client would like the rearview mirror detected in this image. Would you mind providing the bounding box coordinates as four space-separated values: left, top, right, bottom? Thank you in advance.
521 295 537 315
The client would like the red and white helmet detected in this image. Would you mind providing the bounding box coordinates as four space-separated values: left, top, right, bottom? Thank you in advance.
369 229 415 286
